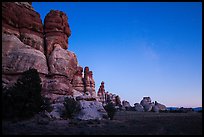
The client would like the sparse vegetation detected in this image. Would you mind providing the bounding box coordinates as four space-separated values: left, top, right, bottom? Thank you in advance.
2 68 43 119
63 97 81 119
104 102 116 120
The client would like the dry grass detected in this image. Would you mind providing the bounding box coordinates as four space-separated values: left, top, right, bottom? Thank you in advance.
2 111 202 135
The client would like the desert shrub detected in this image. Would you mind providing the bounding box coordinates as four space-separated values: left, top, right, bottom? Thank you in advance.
63 97 80 119
41 97 52 112
104 102 116 120
2 68 43 119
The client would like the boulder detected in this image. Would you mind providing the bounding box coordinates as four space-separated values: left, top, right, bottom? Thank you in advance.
143 104 153 112
134 103 144 112
155 101 166 111
49 103 65 119
140 97 152 106
122 100 131 110
75 100 108 120
152 105 160 112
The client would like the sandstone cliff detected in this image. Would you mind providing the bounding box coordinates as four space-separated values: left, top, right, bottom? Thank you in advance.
2 2 96 102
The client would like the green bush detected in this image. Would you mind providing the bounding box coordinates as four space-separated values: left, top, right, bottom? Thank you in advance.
104 102 116 120
63 97 80 119
2 68 43 119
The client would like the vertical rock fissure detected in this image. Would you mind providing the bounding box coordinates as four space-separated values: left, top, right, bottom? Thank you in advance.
43 29 50 73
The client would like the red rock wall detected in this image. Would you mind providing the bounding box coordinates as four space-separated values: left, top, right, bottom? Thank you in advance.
2 2 44 53
44 10 71 57
2 2 96 99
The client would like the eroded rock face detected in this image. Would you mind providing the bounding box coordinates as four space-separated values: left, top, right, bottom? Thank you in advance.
71 66 85 93
2 34 48 74
44 10 71 57
42 75 73 96
2 3 100 120
97 81 106 103
2 2 44 53
84 67 96 97
48 45 78 81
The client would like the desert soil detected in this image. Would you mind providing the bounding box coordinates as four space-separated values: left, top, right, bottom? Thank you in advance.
2 111 202 135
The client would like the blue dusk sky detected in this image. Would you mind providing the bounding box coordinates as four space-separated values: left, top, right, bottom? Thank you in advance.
32 2 202 107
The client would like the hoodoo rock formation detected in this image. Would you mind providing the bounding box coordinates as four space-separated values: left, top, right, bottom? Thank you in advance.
2 2 95 99
44 10 71 57
97 81 121 107
2 2 108 120
72 66 84 93
84 67 96 97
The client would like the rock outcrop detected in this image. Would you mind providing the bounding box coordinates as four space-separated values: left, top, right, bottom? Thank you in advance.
122 100 131 110
72 66 84 93
154 101 166 111
139 97 166 112
2 34 48 74
44 10 71 57
140 97 154 112
97 81 121 107
48 45 78 80
75 95 108 120
84 67 96 97
2 2 106 120
97 81 106 104
2 2 44 53
2 2 93 99
134 103 144 112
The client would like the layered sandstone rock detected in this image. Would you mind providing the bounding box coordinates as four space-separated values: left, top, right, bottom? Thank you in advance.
2 34 48 75
2 2 44 53
97 81 121 106
44 10 71 57
48 45 78 80
72 66 85 93
42 75 73 97
2 2 101 120
97 81 106 103
2 2 79 97
84 67 96 97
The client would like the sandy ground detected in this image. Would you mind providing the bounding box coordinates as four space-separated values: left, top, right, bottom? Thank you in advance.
2 111 202 135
